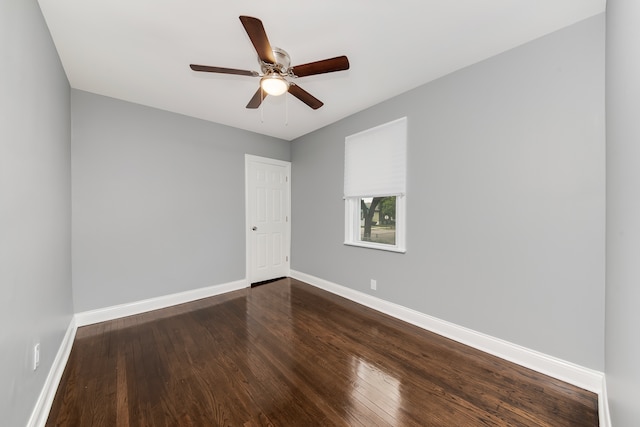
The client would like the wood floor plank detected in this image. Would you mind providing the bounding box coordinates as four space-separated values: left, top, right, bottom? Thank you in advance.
46 278 598 426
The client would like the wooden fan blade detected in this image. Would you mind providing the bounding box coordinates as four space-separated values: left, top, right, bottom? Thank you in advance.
288 84 323 109
190 64 258 77
246 87 266 109
239 16 276 64
291 56 350 78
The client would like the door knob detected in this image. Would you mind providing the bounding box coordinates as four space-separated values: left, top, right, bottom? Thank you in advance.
252 226 258 231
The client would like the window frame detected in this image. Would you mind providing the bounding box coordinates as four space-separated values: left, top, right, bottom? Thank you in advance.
344 195 406 253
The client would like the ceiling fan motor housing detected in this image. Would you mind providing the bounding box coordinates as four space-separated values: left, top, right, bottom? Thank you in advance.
262 47 291 75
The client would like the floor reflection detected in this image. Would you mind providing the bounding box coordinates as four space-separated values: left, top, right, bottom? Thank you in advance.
349 356 403 425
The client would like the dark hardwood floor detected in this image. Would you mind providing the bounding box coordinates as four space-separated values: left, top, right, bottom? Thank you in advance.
46 278 598 426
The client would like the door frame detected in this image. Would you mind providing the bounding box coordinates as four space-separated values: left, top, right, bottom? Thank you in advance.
244 154 291 285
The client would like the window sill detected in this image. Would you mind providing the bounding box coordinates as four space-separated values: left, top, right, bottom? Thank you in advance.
343 241 406 253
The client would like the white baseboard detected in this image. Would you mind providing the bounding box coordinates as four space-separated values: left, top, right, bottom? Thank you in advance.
290 270 608 424
27 317 77 427
75 279 248 327
599 375 612 427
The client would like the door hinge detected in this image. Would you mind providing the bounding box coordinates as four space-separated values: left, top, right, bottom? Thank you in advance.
286 255 289 262
286 176 289 182
286 216 288 222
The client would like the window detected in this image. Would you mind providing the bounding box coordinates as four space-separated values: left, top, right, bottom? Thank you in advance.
344 117 407 252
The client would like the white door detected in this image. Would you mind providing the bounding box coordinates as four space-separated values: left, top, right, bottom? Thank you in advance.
245 155 291 284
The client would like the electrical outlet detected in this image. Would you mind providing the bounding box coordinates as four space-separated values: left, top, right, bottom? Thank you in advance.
370 279 377 290
33 343 40 371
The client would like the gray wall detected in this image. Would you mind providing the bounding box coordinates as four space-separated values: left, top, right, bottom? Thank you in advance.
291 15 605 370
605 1 640 425
0 0 73 425
71 90 290 312
0 5 612 424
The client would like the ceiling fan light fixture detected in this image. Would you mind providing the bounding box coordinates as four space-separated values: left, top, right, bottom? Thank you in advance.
260 73 289 96
190 16 349 110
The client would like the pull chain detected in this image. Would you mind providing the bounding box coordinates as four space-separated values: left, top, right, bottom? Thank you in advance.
260 88 264 123
285 91 288 126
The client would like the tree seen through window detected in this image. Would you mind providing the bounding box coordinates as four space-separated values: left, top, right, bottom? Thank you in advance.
360 196 396 245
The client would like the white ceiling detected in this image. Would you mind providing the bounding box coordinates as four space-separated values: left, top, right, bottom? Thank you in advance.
37 0 605 141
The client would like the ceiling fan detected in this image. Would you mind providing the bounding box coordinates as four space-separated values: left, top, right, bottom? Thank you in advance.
190 16 350 110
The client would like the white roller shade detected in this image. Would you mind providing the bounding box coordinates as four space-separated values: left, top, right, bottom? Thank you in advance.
344 117 407 198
